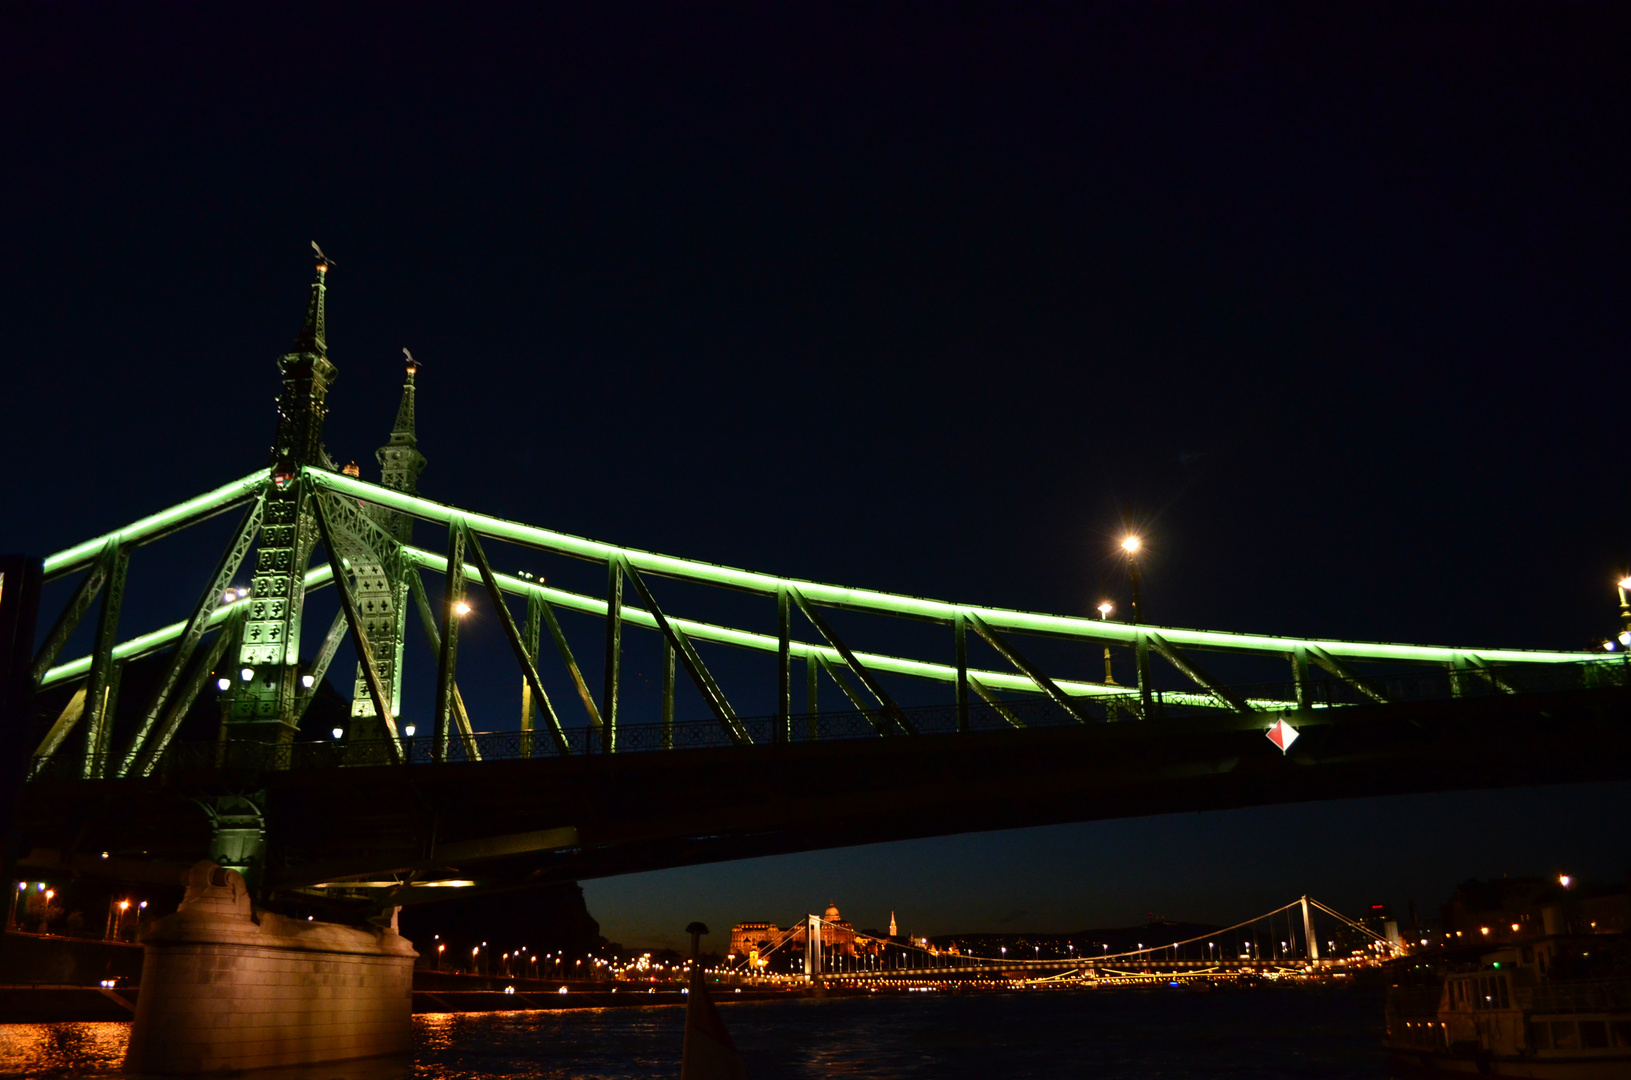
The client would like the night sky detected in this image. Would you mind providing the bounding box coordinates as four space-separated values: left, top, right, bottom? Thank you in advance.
3 4 1627 950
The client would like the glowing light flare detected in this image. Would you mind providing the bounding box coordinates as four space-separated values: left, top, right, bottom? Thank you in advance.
453 600 472 617
1120 536 1142 554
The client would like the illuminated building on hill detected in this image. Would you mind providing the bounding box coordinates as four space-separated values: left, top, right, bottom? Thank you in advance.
730 903 887 968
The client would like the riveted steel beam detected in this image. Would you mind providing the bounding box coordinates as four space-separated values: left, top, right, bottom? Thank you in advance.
396 545 1161 708
1465 654 1521 695
1290 647 1313 710
967 677 1026 728
464 526 570 755
311 495 402 762
1306 645 1391 705
777 588 791 743
1147 632 1252 714
602 561 622 754
81 542 130 778
955 612 970 734
619 558 749 745
1135 633 1153 717
967 612 1090 723
306 469 1597 668
522 596 541 757
406 569 477 750
32 687 87 771
661 638 675 751
29 561 110 687
534 597 602 732
433 524 467 761
43 472 266 581
805 655 818 739
815 655 889 735
789 588 915 735
118 496 265 777
292 611 347 727
136 615 241 776
38 566 334 690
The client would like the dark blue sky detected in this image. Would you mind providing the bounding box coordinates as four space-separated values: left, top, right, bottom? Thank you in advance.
2 3 1627 948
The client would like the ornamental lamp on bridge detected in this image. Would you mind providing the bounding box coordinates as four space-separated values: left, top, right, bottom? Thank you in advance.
1119 536 1145 620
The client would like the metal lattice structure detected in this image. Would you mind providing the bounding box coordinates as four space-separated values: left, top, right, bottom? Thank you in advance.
16 255 1616 886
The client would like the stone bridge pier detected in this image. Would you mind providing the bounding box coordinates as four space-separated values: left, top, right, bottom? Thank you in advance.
125 862 416 1074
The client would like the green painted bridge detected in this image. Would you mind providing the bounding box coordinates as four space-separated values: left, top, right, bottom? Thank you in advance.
2 254 1627 919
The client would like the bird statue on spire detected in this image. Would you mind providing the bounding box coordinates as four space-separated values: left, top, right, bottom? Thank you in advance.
311 240 335 270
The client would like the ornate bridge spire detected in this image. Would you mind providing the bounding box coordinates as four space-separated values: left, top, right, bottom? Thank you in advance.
269 246 338 475
227 248 340 750
379 349 427 496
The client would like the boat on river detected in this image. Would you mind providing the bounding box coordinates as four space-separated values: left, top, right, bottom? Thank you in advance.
1384 932 1631 1076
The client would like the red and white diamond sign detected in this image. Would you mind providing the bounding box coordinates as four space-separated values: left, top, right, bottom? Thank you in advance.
1266 718 1299 753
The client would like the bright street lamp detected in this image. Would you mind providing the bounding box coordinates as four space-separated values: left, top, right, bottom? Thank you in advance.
1118 535 1151 700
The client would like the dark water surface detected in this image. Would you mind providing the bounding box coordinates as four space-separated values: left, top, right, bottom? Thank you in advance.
0 987 1390 1079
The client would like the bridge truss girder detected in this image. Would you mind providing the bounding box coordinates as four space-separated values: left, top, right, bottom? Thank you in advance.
25 462 1609 790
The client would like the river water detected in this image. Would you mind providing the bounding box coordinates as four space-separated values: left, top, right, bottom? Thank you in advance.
0 986 1390 1079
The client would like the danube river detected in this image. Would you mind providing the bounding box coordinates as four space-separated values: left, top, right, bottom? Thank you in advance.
2 986 1389 1078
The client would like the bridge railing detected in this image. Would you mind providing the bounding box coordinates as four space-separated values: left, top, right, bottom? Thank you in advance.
28 657 1625 779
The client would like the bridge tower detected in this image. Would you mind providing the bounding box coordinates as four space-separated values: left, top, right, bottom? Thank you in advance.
340 355 426 742
805 914 823 979
223 252 336 743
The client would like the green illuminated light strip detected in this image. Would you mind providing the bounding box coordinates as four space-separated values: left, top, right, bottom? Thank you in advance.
401 547 1283 709
313 470 1594 667
39 565 336 689
42 472 268 581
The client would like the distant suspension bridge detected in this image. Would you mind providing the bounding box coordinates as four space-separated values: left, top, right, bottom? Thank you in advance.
728 896 1400 987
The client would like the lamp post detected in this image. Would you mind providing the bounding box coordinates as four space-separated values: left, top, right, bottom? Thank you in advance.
1120 536 1153 711
1120 536 1144 623
1096 602 1116 684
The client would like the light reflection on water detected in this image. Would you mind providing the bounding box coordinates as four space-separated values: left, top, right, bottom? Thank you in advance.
0 988 1391 1079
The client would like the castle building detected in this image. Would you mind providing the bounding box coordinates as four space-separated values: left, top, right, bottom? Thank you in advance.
730 903 885 968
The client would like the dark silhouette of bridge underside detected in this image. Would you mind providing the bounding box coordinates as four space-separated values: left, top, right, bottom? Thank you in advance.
15 683 1628 911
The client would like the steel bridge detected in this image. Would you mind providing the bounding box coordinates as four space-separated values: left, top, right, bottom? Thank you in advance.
725 894 1397 988
3 254 1629 923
